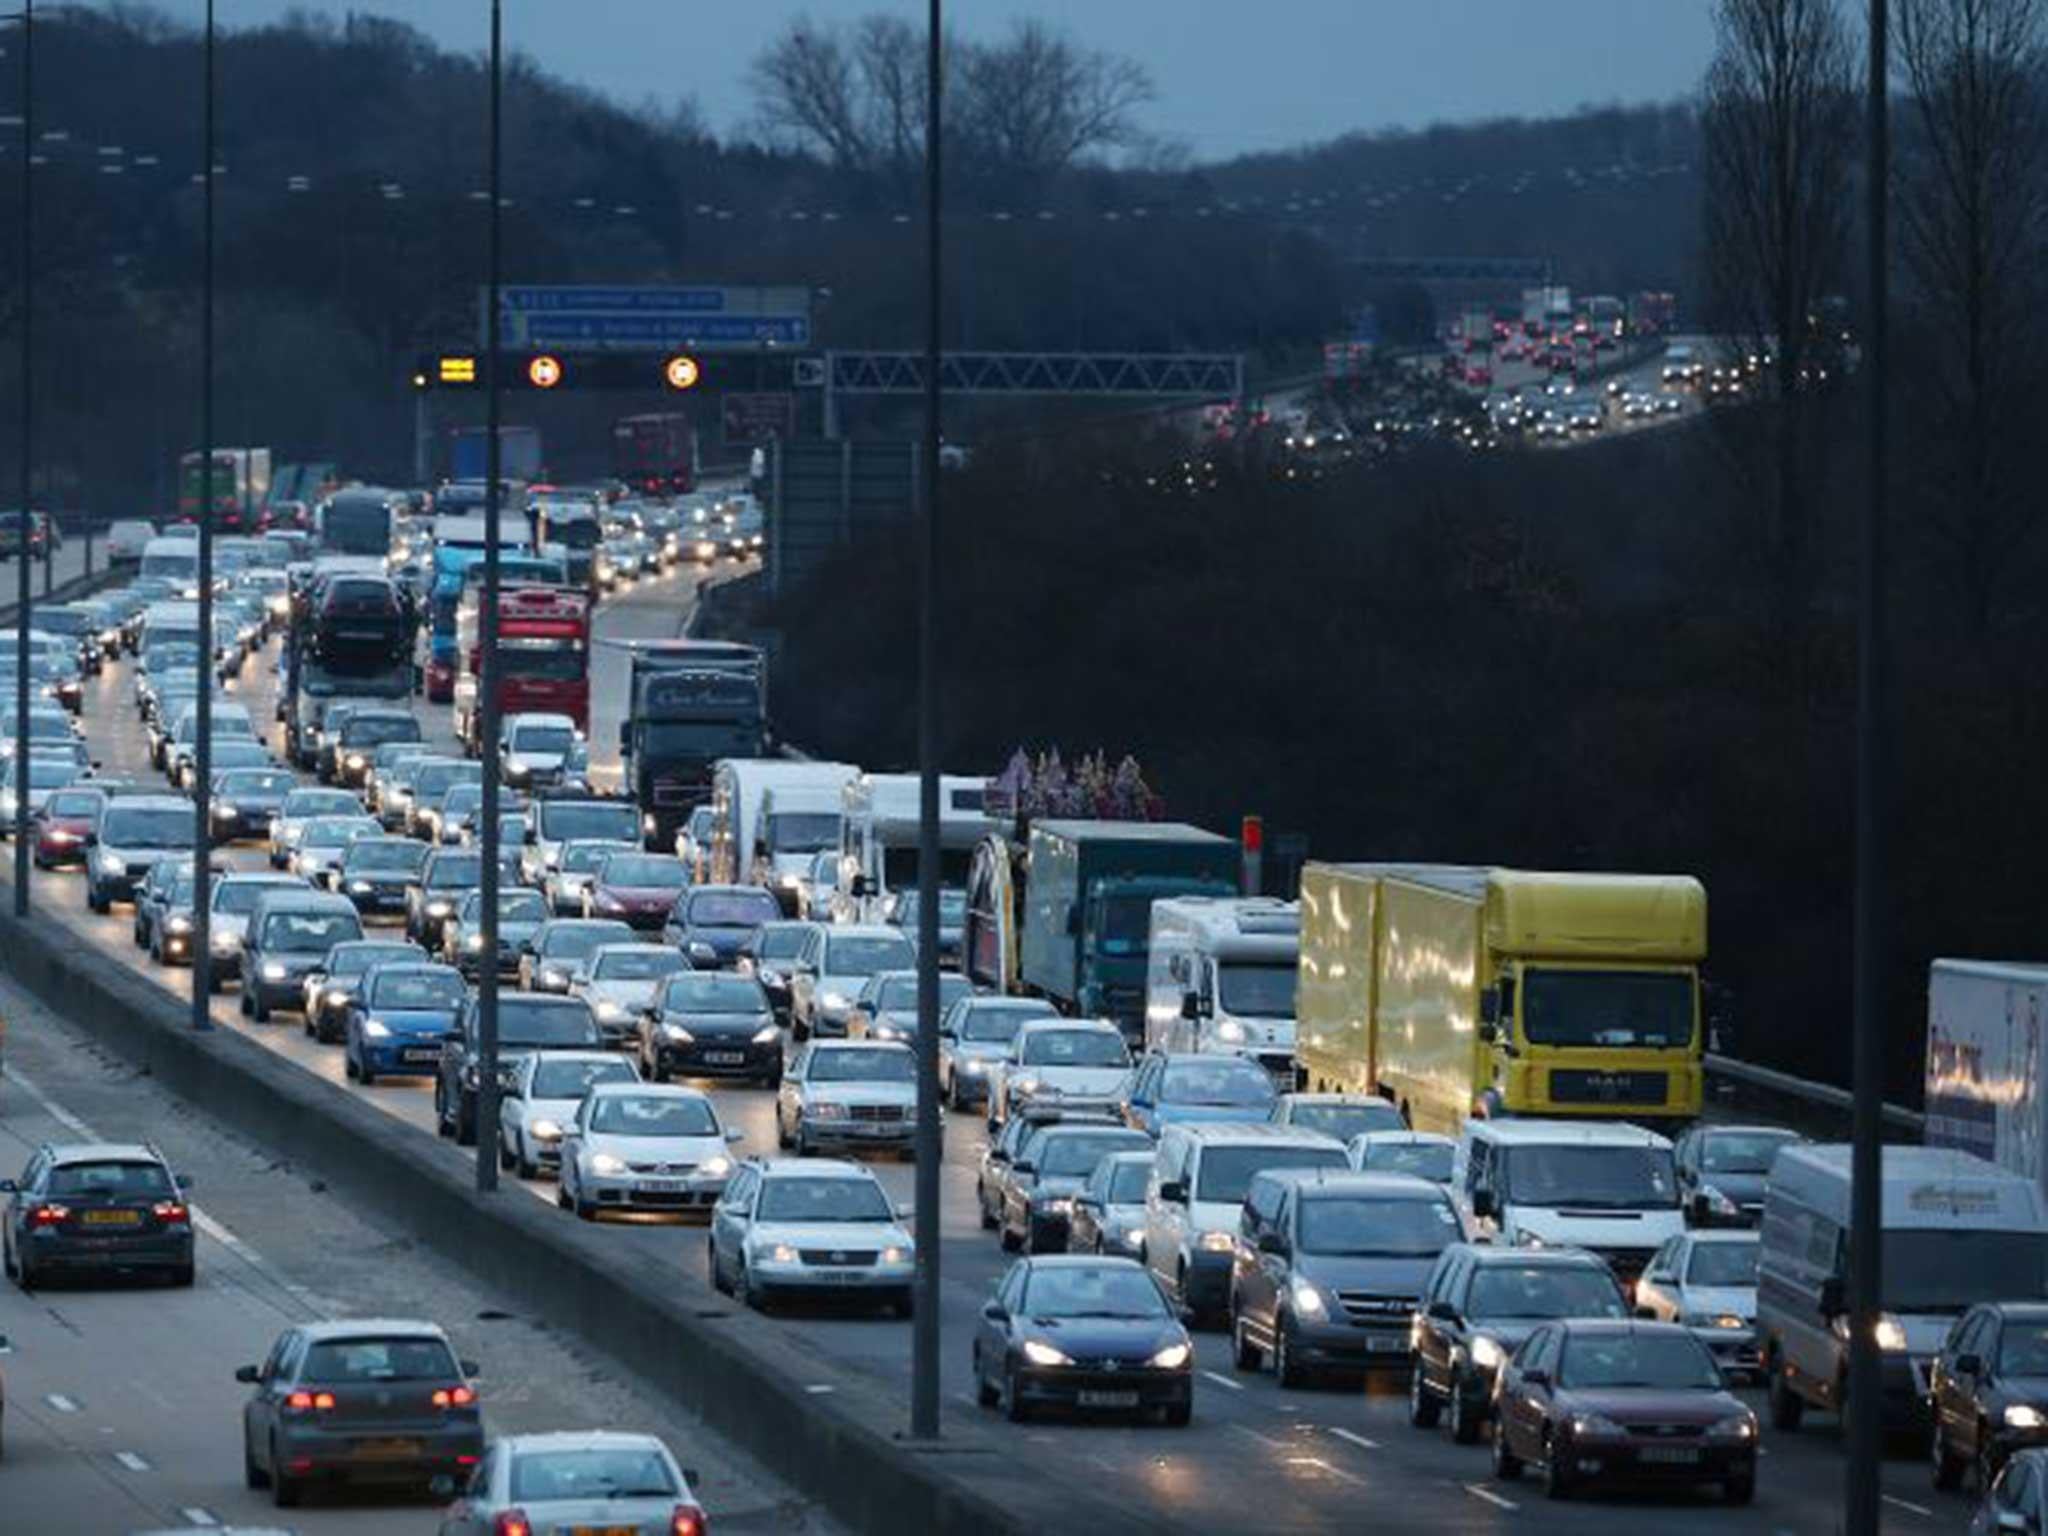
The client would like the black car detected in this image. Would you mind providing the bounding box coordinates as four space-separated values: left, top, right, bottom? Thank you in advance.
335 835 431 919
1409 1241 1632 1444
638 970 781 1086
972 1255 1193 1425
1933 1302 2048 1490
995 1120 1151 1255
405 848 483 950
739 919 819 1026
1 1141 195 1287
1672 1125 1805 1228
208 766 297 842
435 992 603 1146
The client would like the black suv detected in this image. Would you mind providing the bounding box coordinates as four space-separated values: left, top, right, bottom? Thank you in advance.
1 1141 195 1287
434 992 603 1146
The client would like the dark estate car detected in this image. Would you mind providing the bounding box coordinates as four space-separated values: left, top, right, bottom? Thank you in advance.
2 1142 195 1287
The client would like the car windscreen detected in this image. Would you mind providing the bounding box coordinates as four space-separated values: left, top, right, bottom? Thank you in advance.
1884 1231 2048 1314
1700 1131 1799 1175
1161 1058 1277 1107
1195 1145 1347 1204
764 811 839 852
587 1093 719 1136
302 1337 459 1384
959 1004 1048 1043
1522 967 1693 1049
1288 1101 1404 1142
1557 1330 1721 1390
346 841 429 872
330 945 420 976
47 1160 173 1198
532 1057 638 1099
1217 961 1298 1018
508 1447 677 1503
594 948 687 982
809 1048 914 1083
283 790 359 818
45 789 101 816
1685 1241 1760 1287
1020 1264 1169 1320
1037 1131 1150 1177
875 974 971 1014
301 817 376 846
102 807 191 846
659 974 765 1012
601 855 688 888
687 889 781 928
219 771 293 797
1467 1263 1628 1321
259 911 362 950
343 715 420 746
820 933 915 974
542 924 630 961
498 998 597 1046
1359 1141 1456 1183
415 763 482 798
756 1176 893 1223
755 926 810 960
426 855 484 888
510 724 577 754
1106 1159 1153 1203
368 970 467 1010
562 841 630 873
1019 1029 1130 1068
538 801 640 843
1298 1195 1462 1257
1501 1145 1679 1210
214 881 298 915
2000 1322 2048 1376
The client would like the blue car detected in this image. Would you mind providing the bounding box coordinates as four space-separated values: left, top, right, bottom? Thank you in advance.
661 884 784 969
342 961 468 1086
1120 1052 1279 1136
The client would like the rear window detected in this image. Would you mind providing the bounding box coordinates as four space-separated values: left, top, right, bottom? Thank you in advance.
302 1337 459 1384
47 1161 172 1197
260 910 362 950
509 1447 677 1503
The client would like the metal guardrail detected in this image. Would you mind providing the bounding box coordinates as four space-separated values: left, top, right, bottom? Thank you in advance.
1704 1051 1925 1141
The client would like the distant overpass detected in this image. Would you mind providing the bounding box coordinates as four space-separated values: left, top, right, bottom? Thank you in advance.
1354 255 1553 284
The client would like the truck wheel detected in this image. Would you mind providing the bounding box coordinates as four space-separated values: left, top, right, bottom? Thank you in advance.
1767 1357 1805 1431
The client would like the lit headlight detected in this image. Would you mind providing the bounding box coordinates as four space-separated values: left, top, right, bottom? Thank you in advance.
1469 1335 1507 1371
345 754 365 770
699 1155 731 1178
1150 1342 1191 1370
759 1242 800 1265
961 1058 987 1074
1289 1277 1326 1316
261 961 287 981
819 989 850 1013
212 802 238 819
1707 1411 1759 1440
1874 1315 1909 1352
1683 1311 1748 1331
211 931 238 954
880 1244 911 1265
1121 1228 1144 1251
540 966 565 988
1198 1230 1236 1254
167 915 193 935
360 1019 391 1039
465 932 484 950
776 873 801 889
348 880 373 894
661 1023 694 1043
529 1118 563 1142
1214 1019 1246 1043
594 1000 626 1022
642 813 657 835
589 1153 628 1176
1021 1340 1072 1368
425 900 452 917
1572 1411 1627 1438
751 1023 780 1044
1011 1076 1042 1096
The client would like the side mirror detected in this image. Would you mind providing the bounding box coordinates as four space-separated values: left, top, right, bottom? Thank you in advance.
989 1148 1010 1165
1064 906 1081 935
1477 1022 1499 1046
982 1301 1009 1322
724 1127 745 1143
895 1201 912 1220
1819 1276 1846 1318
460 1357 481 1376
1635 1305 1659 1320
850 874 870 898
523 827 536 845
1427 1300 1459 1323
1075 1195 1100 1211
0 1179 15 1194
1955 1352 1984 1377
1993 1513 2030 1535
1180 992 1202 1021
175 1174 195 1190
1470 1189 1496 1221
1256 1231 1287 1256
429 1473 457 1499
234 1364 262 1384
1158 1180 1188 1205
1479 990 1499 1026
1012 1161 1036 1177
1521 1367 1550 1389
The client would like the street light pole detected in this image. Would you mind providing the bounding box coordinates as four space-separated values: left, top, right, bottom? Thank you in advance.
190 0 216 1028
12 0 31 913
1845 1 1889 1530
474 0 503 1194
909 0 942 1443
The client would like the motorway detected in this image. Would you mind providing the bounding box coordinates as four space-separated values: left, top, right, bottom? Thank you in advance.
1 555 1973 1534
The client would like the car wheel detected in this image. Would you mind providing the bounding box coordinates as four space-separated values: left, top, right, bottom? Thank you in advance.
1541 1432 1571 1500
88 883 107 914
1725 1473 1755 1505
343 1051 359 1081
239 990 253 1018
1275 1316 1307 1389
978 1191 997 1231
434 1081 451 1136
498 1139 514 1173
1448 1372 1481 1444
455 1091 477 1147
974 1346 999 1408
1767 1356 1805 1431
1408 1360 1442 1427
271 1436 302 1507
1977 1425 1999 1495
1232 1312 1263 1372
1002 1364 1030 1423
1163 1398 1192 1428
250 992 270 1023
515 1143 538 1180
736 1261 766 1313
795 1125 814 1158
357 1056 376 1087
1932 1420 1965 1491
245 1434 270 1489
709 1240 729 1295
169 1260 195 1288
1492 1419 1524 1481
555 1182 571 1212
998 1219 1021 1253
775 1109 792 1150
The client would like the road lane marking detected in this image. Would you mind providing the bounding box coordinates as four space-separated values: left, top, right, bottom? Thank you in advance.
1465 1483 1518 1510
1201 1369 1246 1392
1286 1454 1364 1485
1327 1426 1379 1451
179 1511 219 1528
45 1393 79 1413
114 1450 151 1472
1231 1424 1289 1451
1882 1495 1934 1518
803 1383 835 1395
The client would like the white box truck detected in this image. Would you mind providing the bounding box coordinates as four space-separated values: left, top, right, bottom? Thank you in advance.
1925 958 2048 1194
1144 896 1299 1080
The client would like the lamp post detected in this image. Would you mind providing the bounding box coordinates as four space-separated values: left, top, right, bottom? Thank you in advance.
9 0 32 913
474 0 503 1194
189 0 216 1027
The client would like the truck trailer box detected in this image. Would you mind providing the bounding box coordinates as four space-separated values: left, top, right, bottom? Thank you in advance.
1926 959 2048 1196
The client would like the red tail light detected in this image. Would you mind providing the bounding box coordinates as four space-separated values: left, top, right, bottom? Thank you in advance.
671 1507 708 1536
152 1201 189 1224
432 1385 477 1408
28 1204 69 1228
494 1512 532 1536
284 1390 335 1412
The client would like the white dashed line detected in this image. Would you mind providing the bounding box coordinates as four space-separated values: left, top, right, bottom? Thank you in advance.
1201 1369 1246 1392
179 1510 219 1528
1882 1495 1934 1518
1465 1482 1518 1510
803 1383 835 1395
114 1450 151 1472
1285 1454 1364 1485
1326 1426 1379 1451
44 1392 79 1413
1231 1423 1289 1452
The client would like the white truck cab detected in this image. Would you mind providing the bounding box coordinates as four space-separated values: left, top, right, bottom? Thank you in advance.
1144 895 1299 1079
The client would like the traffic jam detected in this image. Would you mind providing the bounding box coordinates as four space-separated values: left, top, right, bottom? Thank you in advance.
0 478 2039 1531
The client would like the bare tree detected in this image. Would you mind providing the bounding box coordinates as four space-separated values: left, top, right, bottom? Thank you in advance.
1894 0 2048 627
749 19 868 169
1700 0 1859 624
956 19 1155 189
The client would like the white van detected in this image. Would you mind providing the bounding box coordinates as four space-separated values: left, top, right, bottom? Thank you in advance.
705 758 858 893
751 780 850 903
1452 1119 1685 1289
831 772 995 924
1145 896 1299 1077
1756 1143 2048 1433
139 600 204 658
105 519 157 563
138 537 203 596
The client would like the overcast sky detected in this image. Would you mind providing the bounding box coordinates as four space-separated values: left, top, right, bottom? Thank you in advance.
208 1 1717 159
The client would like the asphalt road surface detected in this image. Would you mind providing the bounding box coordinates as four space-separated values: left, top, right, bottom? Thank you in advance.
0 552 1975 1535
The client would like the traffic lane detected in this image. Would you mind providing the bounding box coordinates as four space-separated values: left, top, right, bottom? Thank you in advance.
55 577 1969 1532
0 967 832 1535
587 559 754 790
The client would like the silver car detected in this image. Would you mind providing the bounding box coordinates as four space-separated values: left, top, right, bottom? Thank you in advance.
557 1082 740 1220
1633 1229 1763 1381
435 1432 704 1536
544 839 637 916
206 871 310 982
499 1050 639 1180
937 995 1057 1109
708 1158 915 1315
775 1040 919 1156
268 786 362 868
288 813 381 885
572 943 691 1048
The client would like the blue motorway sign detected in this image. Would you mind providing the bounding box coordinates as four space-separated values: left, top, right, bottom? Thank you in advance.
486 285 812 353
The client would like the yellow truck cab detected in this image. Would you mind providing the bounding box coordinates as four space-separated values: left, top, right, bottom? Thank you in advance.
1298 864 1705 1135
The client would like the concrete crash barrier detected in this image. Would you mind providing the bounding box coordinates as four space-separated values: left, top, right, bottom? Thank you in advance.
0 892 1139 1536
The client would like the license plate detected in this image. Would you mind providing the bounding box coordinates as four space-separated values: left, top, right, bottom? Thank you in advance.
703 1051 746 1065
1077 1390 1139 1409
403 1049 440 1065
570 1526 638 1536
637 1179 687 1193
810 1270 860 1284
81 1209 141 1226
351 1437 422 1461
1364 1335 1406 1353
1639 1447 1700 1465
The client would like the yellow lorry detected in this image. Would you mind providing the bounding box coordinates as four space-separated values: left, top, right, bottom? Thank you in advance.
1297 864 1706 1134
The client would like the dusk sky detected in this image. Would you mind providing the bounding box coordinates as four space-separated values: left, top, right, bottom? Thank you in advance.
206 1 1719 160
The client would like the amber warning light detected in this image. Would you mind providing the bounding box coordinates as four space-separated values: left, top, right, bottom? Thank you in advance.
664 354 701 391
527 354 564 389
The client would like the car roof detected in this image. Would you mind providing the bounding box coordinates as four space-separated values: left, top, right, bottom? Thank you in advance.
586 1080 705 1099
251 889 358 911
1017 1016 1121 1034
1683 1229 1760 1247
1019 1253 1149 1271
104 794 190 812
1465 1118 1673 1150
1281 1092 1389 1106
494 1430 672 1456
756 1158 878 1181
1552 1318 1694 1338
813 1038 913 1053
1272 1169 1446 1199
1172 1121 1343 1148
1351 1130 1454 1148
825 923 904 941
294 1318 452 1344
44 1142 164 1165
1460 1241 1610 1268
